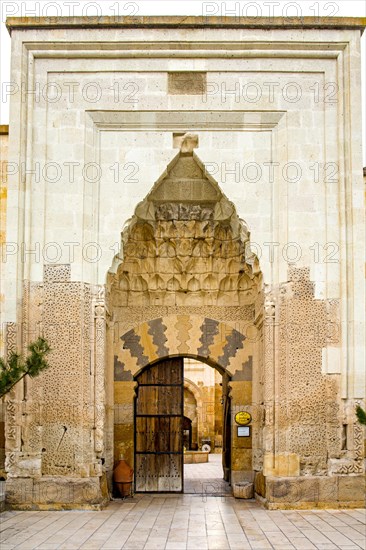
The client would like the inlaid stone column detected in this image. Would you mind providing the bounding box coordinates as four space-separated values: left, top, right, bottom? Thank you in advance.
262 296 276 462
91 286 106 467
4 323 21 476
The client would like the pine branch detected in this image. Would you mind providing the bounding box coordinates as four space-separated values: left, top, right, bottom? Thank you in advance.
355 405 366 426
0 337 51 399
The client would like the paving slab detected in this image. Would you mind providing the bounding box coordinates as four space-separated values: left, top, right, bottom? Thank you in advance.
0 495 365 550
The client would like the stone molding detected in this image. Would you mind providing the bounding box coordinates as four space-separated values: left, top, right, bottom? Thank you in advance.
6 16 366 33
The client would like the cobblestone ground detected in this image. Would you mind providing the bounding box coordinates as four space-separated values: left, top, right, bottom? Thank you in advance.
1 497 365 550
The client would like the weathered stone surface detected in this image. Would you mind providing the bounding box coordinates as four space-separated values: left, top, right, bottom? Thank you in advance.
184 451 209 464
233 482 254 499
264 475 366 509
263 453 300 477
0 127 8 363
267 477 320 505
0 480 5 512
6 476 107 510
317 476 338 504
5 16 366 32
168 72 206 95
337 475 365 502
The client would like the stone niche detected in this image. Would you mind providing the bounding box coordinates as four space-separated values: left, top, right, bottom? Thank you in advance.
107 141 366 506
5 138 364 509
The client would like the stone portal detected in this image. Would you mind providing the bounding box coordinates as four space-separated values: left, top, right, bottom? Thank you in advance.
109 135 261 489
2 16 365 510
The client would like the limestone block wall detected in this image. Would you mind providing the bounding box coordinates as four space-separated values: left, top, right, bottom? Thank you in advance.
0 126 8 357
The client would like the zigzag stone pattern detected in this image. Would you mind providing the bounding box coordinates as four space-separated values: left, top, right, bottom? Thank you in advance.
117 316 249 378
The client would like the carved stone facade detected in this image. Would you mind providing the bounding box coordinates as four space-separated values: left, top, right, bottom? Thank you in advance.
253 268 365 507
5 268 108 508
1 16 365 509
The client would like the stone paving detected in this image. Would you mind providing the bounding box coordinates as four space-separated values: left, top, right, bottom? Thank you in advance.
1 497 365 550
1 459 365 550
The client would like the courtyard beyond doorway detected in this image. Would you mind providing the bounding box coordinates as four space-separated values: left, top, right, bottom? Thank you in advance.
184 454 231 497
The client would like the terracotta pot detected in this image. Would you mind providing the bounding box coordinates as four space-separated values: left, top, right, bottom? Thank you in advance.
113 456 133 497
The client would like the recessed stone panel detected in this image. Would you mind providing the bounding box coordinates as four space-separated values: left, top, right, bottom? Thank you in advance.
168 72 206 95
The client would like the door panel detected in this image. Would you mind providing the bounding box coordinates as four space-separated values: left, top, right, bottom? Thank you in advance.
222 373 231 483
135 357 183 492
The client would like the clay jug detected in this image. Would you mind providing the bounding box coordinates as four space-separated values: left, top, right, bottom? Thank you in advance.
113 455 133 497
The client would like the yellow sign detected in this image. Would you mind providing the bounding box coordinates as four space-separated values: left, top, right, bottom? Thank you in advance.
235 411 252 426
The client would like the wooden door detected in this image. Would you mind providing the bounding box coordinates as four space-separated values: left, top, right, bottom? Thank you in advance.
135 357 183 492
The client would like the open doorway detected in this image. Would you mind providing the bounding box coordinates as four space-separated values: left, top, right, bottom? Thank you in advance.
183 358 231 496
134 356 231 495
